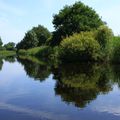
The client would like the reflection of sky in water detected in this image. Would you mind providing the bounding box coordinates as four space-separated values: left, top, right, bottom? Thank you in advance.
89 85 120 116
0 61 74 120
0 61 120 120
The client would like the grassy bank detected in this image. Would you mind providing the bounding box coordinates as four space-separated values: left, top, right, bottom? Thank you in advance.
18 46 52 58
0 50 16 57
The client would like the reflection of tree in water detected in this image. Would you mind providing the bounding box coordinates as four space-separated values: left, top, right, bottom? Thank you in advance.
0 56 16 71
0 58 3 70
53 63 112 108
4 56 16 63
17 57 51 82
111 65 120 88
15 56 120 108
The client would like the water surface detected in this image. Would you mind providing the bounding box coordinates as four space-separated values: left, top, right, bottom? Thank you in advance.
0 56 120 120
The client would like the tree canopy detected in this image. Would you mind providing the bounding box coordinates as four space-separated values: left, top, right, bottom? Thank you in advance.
0 37 3 46
4 42 16 51
16 25 51 50
32 25 51 46
50 1 104 46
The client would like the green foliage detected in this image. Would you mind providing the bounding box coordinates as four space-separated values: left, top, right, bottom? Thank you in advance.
17 31 38 50
4 56 16 63
111 36 120 63
17 56 51 81
0 50 16 57
51 1 104 46
4 42 16 51
18 46 52 58
96 25 113 49
18 49 27 55
59 32 100 62
32 25 51 46
0 46 5 50
94 25 113 61
54 63 112 108
16 25 51 50
0 37 3 46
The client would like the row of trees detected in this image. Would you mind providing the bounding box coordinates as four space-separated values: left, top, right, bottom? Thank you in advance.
16 1 114 62
16 25 51 50
0 37 15 51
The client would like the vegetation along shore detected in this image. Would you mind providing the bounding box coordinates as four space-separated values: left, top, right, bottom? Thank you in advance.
1 1 120 63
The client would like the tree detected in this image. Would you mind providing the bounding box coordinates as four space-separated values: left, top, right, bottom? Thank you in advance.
0 37 3 46
4 42 15 51
16 25 51 50
17 30 39 50
32 25 51 46
50 1 104 46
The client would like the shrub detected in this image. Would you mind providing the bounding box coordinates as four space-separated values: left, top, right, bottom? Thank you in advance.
95 25 113 61
18 46 52 58
18 49 27 55
111 36 120 63
59 32 101 62
96 25 113 49
36 46 52 57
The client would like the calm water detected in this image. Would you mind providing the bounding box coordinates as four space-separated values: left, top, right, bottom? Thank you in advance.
0 56 120 120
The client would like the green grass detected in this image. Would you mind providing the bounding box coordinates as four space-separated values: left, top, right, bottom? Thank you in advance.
18 46 52 58
0 50 16 57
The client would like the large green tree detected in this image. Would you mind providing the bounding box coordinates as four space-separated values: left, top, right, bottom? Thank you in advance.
17 30 38 50
50 1 104 46
32 25 51 46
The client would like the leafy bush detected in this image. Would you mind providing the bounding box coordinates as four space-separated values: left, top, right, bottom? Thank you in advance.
95 25 113 61
18 49 27 55
59 32 101 62
96 25 113 48
111 36 120 63
35 46 52 57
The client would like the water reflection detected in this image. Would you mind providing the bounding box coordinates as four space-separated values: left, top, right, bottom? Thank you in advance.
53 64 112 108
16 56 120 109
0 58 3 70
17 56 51 81
0 56 16 71
0 56 120 119
4 56 16 63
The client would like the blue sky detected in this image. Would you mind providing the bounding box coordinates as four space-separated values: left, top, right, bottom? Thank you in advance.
0 0 120 44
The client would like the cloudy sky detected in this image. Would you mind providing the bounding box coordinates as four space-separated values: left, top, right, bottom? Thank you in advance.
0 0 120 44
